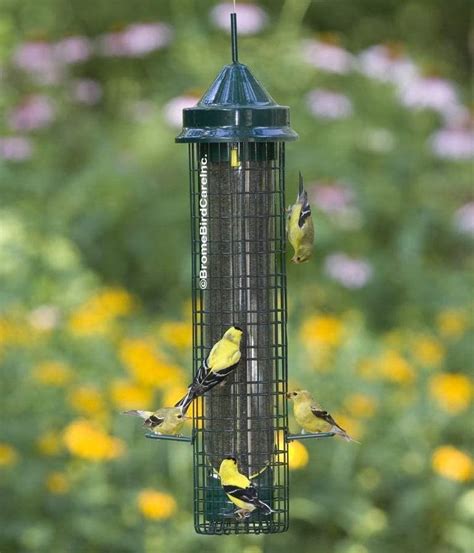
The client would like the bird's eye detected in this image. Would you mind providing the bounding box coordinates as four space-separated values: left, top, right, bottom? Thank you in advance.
293 392 297 396
177 414 183 419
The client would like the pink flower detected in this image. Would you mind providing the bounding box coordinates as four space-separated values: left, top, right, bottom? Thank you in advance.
163 95 199 128
306 89 353 120
453 203 474 236
99 23 173 57
302 39 354 74
54 36 92 64
210 3 268 35
398 77 459 115
0 136 33 161
8 96 55 132
357 45 418 87
430 128 474 161
324 253 373 288
13 41 61 84
309 183 354 214
72 79 102 105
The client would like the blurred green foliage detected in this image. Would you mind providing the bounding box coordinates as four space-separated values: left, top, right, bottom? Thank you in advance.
0 1 472 552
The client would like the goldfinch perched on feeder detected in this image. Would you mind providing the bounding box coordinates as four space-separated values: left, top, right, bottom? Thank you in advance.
123 407 188 436
287 172 314 264
218 457 274 519
175 326 244 414
287 390 357 442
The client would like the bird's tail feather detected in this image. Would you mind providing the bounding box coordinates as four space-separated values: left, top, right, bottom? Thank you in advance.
334 427 360 444
256 499 274 515
174 388 195 414
122 410 153 420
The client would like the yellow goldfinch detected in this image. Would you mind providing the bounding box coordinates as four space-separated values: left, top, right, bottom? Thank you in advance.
287 172 314 264
218 457 273 519
287 390 357 442
123 407 188 435
175 326 243 414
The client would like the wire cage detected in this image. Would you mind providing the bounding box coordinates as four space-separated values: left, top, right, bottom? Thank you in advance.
177 14 297 535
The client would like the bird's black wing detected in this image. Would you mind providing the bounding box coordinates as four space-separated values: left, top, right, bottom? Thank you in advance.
223 484 258 504
145 414 165 428
311 408 346 433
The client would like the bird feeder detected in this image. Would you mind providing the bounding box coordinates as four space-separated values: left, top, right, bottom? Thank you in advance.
176 13 297 535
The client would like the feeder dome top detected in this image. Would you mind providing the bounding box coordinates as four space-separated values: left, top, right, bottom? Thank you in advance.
176 13 298 143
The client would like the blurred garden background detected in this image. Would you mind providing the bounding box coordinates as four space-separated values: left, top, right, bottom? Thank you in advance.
0 0 473 551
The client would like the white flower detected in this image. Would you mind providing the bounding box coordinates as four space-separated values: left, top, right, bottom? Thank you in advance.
210 3 268 35
302 39 354 74
99 23 173 57
8 96 55 132
357 45 418 87
163 95 199 128
398 77 459 115
28 305 60 331
306 89 353 120
0 136 33 161
324 253 373 288
72 79 103 105
54 36 92 64
430 128 474 161
453 203 474 236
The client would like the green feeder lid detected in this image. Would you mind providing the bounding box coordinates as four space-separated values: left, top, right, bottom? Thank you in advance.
176 13 298 143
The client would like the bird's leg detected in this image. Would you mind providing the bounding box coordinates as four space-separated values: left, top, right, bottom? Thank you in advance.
301 428 306 435
234 509 251 520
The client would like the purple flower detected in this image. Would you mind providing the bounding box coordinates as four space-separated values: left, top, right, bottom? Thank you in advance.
72 79 103 105
13 41 61 84
0 136 33 161
8 95 55 132
302 39 354 74
210 3 268 35
430 127 474 161
357 45 418 87
306 89 353 120
54 36 92 64
453 203 474 236
163 95 200 128
324 253 373 288
99 22 173 57
398 77 459 115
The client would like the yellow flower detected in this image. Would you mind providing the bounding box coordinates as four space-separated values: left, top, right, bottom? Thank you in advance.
300 315 344 348
32 361 73 386
412 336 445 368
332 412 363 440
437 309 469 339
432 446 473 482
37 431 62 456
288 441 309 470
68 386 105 416
63 419 125 461
429 373 472 414
379 350 415 384
137 489 177 520
110 380 153 410
344 394 377 418
162 385 188 407
356 358 378 380
46 471 69 494
0 317 30 349
119 338 185 388
0 443 18 466
158 321 192 349
68 287 135 336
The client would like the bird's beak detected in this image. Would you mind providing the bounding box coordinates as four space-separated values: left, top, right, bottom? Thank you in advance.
286 392 292 399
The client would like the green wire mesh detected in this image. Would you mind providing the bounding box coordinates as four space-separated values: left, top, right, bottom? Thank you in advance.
189 142 289 534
